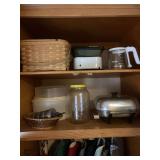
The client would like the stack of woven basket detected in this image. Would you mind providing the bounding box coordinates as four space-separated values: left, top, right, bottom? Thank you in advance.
21 39 71 71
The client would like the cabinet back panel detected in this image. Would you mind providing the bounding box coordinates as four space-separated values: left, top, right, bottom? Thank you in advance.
21 17 139 42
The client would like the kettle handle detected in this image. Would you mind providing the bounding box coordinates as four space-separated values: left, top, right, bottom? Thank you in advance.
125 46 140 68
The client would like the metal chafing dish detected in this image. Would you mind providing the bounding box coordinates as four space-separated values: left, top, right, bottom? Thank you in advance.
95 93 139 123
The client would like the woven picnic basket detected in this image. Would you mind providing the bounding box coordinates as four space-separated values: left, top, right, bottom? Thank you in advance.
21 39 71 71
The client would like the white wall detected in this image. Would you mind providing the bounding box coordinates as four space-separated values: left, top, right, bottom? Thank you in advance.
41 77 121 101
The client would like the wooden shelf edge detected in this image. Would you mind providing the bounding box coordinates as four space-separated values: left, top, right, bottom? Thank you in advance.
21 128 140 141
20 4 140 18
20 119 140 141
20 69 140 76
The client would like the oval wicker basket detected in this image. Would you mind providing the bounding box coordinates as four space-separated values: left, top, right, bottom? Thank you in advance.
24 112 62 130
21 39 71 71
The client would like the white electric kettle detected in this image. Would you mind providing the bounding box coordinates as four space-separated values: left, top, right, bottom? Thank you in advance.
108 46 140 69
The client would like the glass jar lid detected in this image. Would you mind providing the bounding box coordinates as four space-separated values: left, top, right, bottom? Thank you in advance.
70 84 86 88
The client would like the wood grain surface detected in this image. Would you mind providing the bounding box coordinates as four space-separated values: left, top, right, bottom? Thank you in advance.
20 4 140 18
21 119 140 141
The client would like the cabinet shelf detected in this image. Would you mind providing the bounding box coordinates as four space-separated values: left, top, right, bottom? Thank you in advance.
20 4 140 18
20 69 140 78
21 119 140 141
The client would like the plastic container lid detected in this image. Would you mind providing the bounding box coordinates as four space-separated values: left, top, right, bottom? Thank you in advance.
35 86 68 98
73 46 102 57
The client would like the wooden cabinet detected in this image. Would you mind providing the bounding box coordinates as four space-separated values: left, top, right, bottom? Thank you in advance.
20 4 140 156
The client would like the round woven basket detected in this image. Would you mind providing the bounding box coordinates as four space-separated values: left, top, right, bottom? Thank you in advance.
24 112 62 130
21 39 71 71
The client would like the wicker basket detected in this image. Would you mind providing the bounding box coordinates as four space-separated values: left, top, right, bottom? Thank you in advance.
21 39 71 71
24 112 62 130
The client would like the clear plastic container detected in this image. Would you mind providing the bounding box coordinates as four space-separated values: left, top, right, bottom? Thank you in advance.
33 86 69 119
32 97 69 120
35 86 68 98
68 84 90 123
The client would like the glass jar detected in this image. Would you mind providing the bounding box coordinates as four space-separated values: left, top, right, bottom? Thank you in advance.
68 84 90 123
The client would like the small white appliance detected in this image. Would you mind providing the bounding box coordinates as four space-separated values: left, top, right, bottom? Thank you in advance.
74 57 102 69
